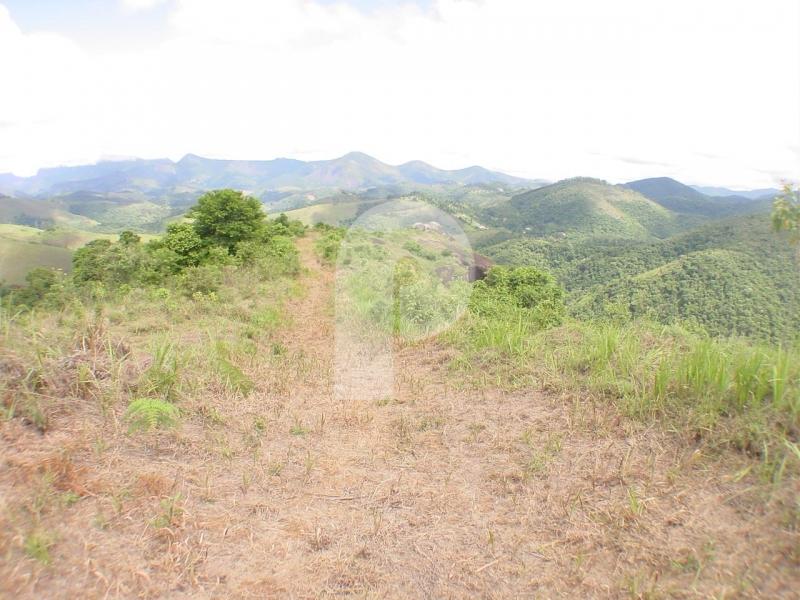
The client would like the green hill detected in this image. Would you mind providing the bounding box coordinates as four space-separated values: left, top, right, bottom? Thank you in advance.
0 237 73 285
483 214 800 341
479 178 683 240
625 177 770 217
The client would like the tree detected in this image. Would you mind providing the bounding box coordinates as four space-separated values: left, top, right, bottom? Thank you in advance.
772 183 800 245
11 267 61 307
189 189 266 253
72 239 114 283
118 231 141 246
160 222 205 267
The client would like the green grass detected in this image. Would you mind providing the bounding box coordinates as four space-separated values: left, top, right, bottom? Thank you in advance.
0 224 159 285
284 201 364 226
447 315 800 468
0 237 73 285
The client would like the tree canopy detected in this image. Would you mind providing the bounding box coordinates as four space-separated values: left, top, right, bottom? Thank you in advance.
189 189 266 252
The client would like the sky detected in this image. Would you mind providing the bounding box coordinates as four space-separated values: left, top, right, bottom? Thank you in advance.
0 0 798 189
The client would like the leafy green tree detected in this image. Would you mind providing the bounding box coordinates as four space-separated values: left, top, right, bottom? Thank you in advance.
72 239 115 283
72 238 145 288
11 267 63 307
189 189 266 252
118 231 141 246
160 222 206 267
772 183 800 244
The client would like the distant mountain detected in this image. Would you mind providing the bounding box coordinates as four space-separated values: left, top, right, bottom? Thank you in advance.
625 177 770 217
480 177 681 240
0 152 537 198
691 185 780 200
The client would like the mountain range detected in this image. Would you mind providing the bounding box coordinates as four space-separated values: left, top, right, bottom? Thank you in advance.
0 152 541 198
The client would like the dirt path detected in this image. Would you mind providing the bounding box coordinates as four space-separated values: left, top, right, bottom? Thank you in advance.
1 236 797 598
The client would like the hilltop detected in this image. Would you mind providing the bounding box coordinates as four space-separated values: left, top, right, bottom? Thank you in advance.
625 177 770 217
478 177 682 239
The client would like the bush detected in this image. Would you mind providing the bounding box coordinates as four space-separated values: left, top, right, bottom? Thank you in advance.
179 264 224 296
9 267 67 309
470 265 565 328
314 228 345 264
237 235 300 278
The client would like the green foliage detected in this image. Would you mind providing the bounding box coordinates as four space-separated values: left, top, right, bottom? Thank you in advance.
485 214 800 343
9 191 303 308
450 315 800 465
189 189 266 252
157 222 206 267
72 239 143 287
480 178 680 239
772 183 800 245
9 267 66 309
124 398 180 433
178 264 224 297
236 235 300 277
137 342 182 401
213 341 255 396
118 230 141 246
470 265 565 328
24 530 55 565
403 239 437 260
314 226 345 264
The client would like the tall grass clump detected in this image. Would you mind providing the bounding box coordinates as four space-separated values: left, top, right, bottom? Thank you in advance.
450 282 800 465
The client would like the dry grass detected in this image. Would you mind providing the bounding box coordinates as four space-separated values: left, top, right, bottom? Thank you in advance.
0 236 798 598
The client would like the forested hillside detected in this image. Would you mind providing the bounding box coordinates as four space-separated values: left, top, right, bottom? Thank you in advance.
479 178 683 239
484 214 800 340
625 177 770 217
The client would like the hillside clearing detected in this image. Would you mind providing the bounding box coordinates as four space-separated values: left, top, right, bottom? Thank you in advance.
1 235 798 598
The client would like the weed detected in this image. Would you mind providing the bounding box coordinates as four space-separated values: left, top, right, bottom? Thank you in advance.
138 341 182 400
151 493 184 529
24 530 55 565
290 417 309 436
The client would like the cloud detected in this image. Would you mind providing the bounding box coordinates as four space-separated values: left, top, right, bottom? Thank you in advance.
121 0 170 12
0 0 798 188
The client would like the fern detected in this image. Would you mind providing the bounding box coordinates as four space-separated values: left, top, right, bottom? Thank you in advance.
125 398 179 433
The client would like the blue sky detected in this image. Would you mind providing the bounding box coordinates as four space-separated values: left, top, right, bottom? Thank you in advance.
2 0 172 48
0 0 798 188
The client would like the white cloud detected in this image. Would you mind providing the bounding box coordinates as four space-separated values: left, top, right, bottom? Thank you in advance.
0 0 798 187
121 0 169 12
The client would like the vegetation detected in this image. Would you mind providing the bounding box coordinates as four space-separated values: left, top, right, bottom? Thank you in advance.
449 305 800 478
2 180 798 597
626 176 770 217
772 183 800 245
479 178 683 239
1 190 303 309
483 214 800 342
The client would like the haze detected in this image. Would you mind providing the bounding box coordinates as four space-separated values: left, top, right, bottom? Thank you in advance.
0 0 798 188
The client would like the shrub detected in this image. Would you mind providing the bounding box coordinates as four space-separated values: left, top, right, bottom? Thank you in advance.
314 228 345 264
470 265 565 328
179 264 223 296
237 235 300 278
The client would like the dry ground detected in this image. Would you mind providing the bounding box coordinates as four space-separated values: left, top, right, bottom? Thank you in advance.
1 237 798 598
